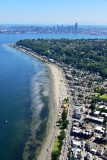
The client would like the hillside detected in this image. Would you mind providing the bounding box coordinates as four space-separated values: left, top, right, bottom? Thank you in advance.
16 39 107 78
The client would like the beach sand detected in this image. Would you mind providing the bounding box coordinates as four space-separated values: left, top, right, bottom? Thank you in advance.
37 63 68 160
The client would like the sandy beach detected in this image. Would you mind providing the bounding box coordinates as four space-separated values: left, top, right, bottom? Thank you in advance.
37 63 68 160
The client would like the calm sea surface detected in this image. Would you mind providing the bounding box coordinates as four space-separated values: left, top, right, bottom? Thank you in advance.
0 33 107 160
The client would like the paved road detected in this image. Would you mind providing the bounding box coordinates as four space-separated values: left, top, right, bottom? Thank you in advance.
60 95 75 160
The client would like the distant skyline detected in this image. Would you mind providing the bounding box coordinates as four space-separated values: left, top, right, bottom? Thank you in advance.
0 0 107 25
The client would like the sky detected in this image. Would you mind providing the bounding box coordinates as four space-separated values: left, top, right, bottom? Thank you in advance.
0 0 107 25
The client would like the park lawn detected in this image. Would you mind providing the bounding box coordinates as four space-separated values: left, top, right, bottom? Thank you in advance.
100 94 107 100
53 138 60 152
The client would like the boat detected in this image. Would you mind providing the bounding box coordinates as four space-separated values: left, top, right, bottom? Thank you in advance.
6 118 8 123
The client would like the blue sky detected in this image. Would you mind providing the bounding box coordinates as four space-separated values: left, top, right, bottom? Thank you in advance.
0 0 107 25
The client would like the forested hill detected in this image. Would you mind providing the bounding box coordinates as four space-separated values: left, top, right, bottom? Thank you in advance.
16 39 107 78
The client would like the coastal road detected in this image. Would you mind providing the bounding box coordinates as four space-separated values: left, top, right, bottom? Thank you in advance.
60 96 74 160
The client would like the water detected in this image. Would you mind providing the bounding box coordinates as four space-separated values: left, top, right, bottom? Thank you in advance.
0 33 107 160
0 35 50 160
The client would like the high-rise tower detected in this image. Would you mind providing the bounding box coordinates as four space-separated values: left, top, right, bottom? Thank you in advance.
74 22 78 30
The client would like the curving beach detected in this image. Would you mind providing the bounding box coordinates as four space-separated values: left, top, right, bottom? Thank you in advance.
37 63 68 160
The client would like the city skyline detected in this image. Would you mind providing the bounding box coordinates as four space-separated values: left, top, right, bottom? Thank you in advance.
0 0 107 25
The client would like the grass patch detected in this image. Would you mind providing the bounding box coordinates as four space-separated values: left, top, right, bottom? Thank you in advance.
54 138 60 152
100 94 107 100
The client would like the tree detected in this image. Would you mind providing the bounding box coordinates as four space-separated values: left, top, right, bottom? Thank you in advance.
58 130 66 140
51 150 60 160
62 110 67 121
100 87 105 95
89 103 96 111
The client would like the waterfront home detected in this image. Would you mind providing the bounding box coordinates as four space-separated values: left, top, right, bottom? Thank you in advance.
72 139 81 148
72 148 82 159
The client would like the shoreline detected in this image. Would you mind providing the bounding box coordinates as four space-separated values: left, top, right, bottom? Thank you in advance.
37 63 68 160
10 44 69 160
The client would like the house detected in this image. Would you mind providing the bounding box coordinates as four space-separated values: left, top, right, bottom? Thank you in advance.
72 148 82 159
49 59 54 63
85 142 93 151
99 105 104 109
96 148 104 156
93 111 100 117
73 108 81 119
85 115 104 124
73 112 81 119
101 112 107 118
90 148 97 154
72 139 81 148
94 126 105 134
95 135 107 144
86 152 93 160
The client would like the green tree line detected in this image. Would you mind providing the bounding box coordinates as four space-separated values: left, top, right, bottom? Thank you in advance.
16 38 107 78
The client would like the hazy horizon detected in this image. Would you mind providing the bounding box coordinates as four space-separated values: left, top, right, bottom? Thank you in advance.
0 0 107 25
0 24 107 27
